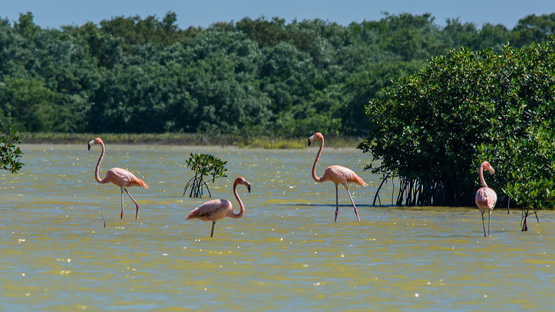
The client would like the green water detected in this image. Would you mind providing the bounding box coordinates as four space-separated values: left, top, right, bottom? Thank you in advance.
0 144 553 311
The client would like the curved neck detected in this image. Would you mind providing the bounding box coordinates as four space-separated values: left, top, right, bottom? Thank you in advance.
94 142 105 184
479 164 488 188
230 182 245 219
312 137 325 182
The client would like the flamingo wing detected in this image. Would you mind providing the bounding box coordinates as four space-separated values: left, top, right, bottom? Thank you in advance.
187 199 232 221
475 187 497 210
325 165 367 187
105 167 149 189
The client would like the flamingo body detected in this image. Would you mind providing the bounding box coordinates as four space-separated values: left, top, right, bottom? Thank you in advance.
475 187 497 211
88 138 149 219
475 161 497 236
187 177 251 237
101 167 149 189
187 199 234 221
308 132 367 222
320 165 367 188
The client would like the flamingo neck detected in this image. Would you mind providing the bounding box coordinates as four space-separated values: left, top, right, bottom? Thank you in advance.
230 181 245 219
312 137 325 183
94 141 105 184
479 164 488 188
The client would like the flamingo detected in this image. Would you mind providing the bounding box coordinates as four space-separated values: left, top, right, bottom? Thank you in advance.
475 161 497 237
308 132 367 222
88 137 150 219
186 177 251 237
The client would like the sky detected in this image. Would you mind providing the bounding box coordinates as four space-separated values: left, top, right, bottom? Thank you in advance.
0 0 554 30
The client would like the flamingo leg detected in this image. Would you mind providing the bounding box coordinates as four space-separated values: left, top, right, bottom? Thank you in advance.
334 184 340 222
345 187 361 222
120 187 125 219
487 210 492 237
210 221 216 237
480 209 487 237
124 188 140 219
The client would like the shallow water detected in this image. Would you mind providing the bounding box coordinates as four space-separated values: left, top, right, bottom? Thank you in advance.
0 144 553 311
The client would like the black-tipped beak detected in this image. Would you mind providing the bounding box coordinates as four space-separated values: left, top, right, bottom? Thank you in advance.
247 185 251 193
88 139 95 151
88 139 96 151
308 139 311 146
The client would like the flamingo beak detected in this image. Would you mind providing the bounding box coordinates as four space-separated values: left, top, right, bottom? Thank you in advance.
247 185 251 193
88 139 94 151
308 134 317 146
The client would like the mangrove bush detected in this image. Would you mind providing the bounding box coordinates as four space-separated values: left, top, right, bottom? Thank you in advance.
0 129 24 173
359 38 555 212
183 153 228 197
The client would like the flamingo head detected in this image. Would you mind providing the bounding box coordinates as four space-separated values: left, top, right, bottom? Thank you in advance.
88 138 103 151
482 161 495 175
308 132 323 146
235 177 251 193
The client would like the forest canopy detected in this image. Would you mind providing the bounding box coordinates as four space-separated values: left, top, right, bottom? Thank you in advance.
1 11 554 137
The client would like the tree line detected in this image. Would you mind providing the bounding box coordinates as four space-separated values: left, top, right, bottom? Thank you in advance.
1 11 554 137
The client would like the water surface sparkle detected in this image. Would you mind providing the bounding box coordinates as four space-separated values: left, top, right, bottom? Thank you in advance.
0 144 553 311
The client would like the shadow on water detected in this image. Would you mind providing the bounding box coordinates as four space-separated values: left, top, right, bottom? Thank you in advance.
281 203 377 208
0 144 553 311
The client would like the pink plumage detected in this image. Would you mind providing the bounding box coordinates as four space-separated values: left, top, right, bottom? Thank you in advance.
322 165 368 188
102 167 150 189
475 161 497 237
308 132 367 222
475 188 496 211
187 177 251 237
187 199 233 221
88 137 149 219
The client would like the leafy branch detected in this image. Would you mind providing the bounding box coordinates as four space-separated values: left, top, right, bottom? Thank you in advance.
183 153 227 197
0 129 24 173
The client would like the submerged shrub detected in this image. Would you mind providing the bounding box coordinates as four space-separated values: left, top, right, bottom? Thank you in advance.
183 153 228 197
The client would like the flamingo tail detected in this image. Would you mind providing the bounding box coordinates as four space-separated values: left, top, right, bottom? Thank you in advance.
486 198 495 209
353 174 368 187
132 177 150 189
186 208 200 220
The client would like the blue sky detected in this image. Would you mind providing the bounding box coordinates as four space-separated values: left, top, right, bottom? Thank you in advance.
1 0 554 30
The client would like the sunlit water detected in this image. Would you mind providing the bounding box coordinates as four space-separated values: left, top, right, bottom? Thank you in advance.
0 144 553 311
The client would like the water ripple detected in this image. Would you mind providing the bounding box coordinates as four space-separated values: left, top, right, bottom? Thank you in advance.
0 144 553 311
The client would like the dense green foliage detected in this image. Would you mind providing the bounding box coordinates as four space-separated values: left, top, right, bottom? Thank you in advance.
183 153 228 197
359 38 555 210
476 40 555 217
0 129 23 173
1 11 554 136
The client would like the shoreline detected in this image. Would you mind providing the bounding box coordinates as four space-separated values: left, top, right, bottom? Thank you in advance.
17 132 364 149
